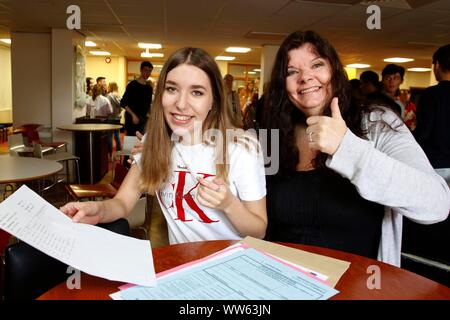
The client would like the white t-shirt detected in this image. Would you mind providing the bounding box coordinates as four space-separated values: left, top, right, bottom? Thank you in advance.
86 95 113 117
136 138 266 244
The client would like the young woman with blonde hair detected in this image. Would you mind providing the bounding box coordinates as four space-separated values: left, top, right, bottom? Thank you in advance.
61 47 267 243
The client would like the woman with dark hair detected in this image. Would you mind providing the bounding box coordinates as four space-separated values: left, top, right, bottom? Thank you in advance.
86 77 94 95
262 30 449 266
61 47 267 243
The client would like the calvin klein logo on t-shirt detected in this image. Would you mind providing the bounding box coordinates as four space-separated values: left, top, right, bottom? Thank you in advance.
159 171 219 224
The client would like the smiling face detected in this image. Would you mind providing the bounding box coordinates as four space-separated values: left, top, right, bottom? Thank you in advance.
162 64 213 143
285 44 333 117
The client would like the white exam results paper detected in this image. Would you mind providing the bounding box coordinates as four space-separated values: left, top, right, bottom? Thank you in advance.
117 248 338 300
0 185 156 287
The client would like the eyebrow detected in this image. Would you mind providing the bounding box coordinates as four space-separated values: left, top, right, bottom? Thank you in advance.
165 80 177 86
165 80 207 90
287 56 325 68
190 85 207 90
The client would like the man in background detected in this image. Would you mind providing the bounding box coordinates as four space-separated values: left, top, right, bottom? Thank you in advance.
223 74 243 128
381 64 405 117
120 61 153 136
96 76 108 96
359 70 402 117
414 44 450 180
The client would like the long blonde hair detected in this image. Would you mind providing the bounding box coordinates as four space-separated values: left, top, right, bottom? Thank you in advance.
141 47 233 194
108 81 119 93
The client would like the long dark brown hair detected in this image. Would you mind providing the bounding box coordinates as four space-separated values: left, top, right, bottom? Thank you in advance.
262 30 367 176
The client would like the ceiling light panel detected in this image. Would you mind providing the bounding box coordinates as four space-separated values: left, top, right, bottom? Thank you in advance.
226 47 251 53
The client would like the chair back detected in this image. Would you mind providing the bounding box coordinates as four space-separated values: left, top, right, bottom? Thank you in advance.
14 124 42 146
8 134 25 150
4 242 68 300
111 163 129 189
127 197 146 229
122 136 138 155
402 216 450 286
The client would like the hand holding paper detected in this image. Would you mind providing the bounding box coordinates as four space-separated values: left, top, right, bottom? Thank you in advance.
0 185 156 287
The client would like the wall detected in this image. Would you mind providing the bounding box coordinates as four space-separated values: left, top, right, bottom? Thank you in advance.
216 61 228 77
260 45 279 96
0 45 12 122
344 67 357 80
86 56 126 95
403 71 434 88
51 29 76 150
11 32 52 127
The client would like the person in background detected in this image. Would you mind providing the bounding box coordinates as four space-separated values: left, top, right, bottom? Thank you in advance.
86 77 94 96
86 84 113 118
120 61 153 136
223 74 243 128
242 91 260 131
381 64 405 117
96 77 108 96
400 89 416 131
349 78 364 107
261 30 449 267
360 70 403 118
414 44 450 182
61 47 267 244
359 70 380 96
107 82 123 155
240 80 258 114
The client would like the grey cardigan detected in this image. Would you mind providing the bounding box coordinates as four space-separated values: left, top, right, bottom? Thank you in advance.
326 108 450 266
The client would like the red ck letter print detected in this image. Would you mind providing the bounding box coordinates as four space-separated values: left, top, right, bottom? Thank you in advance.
173 171 219 223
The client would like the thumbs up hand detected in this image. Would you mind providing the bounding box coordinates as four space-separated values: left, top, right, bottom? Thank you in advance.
305 97 348 155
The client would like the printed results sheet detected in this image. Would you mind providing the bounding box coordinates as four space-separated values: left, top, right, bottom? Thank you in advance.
119 248 338 300
0 185 155 286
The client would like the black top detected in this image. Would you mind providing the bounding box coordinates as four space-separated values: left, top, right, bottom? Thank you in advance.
120 80 153 134
414 81 450 168
266 169 384 259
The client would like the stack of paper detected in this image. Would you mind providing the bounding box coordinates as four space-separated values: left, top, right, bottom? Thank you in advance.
0 185 156 287
111 239 350 300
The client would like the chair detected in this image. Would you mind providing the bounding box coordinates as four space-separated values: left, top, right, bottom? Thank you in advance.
8 133 32 155
2 242 68 300
65 163 129 201
2 219 130 300
126 196 150 239
401 216 450 287
14 123 67 152
33 143 80 184
113 135 137 172
8 133 53 156
0 124 6 142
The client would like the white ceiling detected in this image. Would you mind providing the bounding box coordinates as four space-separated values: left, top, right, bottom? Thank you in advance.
0 0 449 70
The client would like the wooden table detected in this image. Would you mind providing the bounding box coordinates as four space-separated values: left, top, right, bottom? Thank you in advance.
39 240 450 300
0 155 63 184
57 124 122 184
